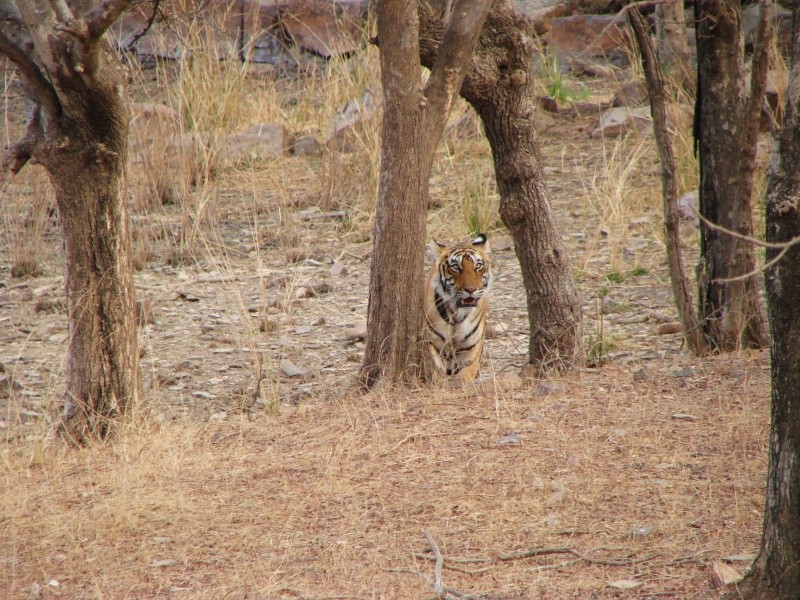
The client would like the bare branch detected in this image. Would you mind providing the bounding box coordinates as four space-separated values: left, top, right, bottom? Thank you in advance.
1 103 43 178
61 0 133 41
0 30 59 118
693 207 800 250
744 0 774 136
422 531 444 597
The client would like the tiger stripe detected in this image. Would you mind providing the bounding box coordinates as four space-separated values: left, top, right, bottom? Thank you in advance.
424 234 491 381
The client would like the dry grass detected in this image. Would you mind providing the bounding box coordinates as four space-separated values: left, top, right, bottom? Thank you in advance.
1 354 768 599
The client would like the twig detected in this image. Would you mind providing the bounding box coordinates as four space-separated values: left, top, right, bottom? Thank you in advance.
423 530 445 598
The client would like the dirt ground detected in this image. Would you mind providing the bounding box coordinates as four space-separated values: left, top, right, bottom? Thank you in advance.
0 51 772 599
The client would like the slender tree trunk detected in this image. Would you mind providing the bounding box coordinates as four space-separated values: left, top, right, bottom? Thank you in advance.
730 9 800 599
694 0 770 351
419 0 584 374
359 0 491 388
0 0 140 442
656 0 693 93
629 9 709 355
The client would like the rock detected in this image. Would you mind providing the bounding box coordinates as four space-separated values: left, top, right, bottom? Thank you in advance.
345 325 367 342
629 526 653 540
548 15 632 66
280 359 311 379
657 322 683 335
711 561 744 591
545 488 567 506
674 366 695 378
224 123 291 161
612 80 649 107
327 90 377 153
0 374 21 398
497 432 521 446
150 559 176 568
330 260 348 276
608 580 642 590
593 106 651 138
677 190 699 223
632 367 653 382
291 134 321 156
491 235 513 251
279 0 368 58
535 381 566 396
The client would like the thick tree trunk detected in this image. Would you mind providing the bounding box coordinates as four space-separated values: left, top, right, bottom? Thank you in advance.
359 0 491 388
731 10 800 599
0 1 140 442
694 0 769 351
419 1 584 374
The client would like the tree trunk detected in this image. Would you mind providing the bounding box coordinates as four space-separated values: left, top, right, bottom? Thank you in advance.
730 9 800 599
359 0 491 388
0 0 140 442
629 8 709 356
655 0 693 93
694 0 770 351
419 0 584 374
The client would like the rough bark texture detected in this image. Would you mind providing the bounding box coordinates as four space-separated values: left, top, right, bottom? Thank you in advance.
0 0 140 442
694 0 770 351
359 0 491 388
730 10 800 599
655 0 693 93
630 8 709 356
419 0 584 374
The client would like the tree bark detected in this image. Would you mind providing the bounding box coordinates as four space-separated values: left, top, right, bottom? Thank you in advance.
655 0 693 94
730 9 800 599
694 0 770 351
0 0 140 442
359 0 491 388
629 8 709 356
419 0 584 374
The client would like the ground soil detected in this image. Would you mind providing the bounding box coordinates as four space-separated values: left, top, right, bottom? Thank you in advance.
0 55 771 600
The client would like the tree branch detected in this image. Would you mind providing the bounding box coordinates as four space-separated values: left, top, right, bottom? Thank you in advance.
1 103 43 178
744 0 774 135
422 0 492 130
0 30 59 120
80 0 134 40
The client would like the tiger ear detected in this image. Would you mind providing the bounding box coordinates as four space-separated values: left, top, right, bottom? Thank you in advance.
472 233 487 247
432 238 447 249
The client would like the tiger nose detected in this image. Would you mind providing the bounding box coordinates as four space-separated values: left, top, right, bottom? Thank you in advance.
464 287 477 294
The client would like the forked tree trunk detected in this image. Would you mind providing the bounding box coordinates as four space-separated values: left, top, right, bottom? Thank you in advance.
694 0 770 351
359 0 491 388
731 10 800 599
419 0 584 374
0 0 140 442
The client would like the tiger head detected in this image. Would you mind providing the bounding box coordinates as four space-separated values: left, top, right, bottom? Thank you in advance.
433 234 491 309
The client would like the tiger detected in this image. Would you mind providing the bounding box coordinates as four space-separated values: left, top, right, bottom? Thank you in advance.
424 233 491 381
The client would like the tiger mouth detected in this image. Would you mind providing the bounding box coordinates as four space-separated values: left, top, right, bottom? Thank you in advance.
459 297 478 307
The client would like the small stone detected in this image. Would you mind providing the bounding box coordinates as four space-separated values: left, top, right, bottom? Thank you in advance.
48 332 69 343
330 260 348 277
492 235 513 251
632 367 653 382
151 559 176 568
608 579 642 590
291 134 321 156
629 526 653 540
497 433 521 446
544 516 562 527
0 374 21 398
657 322 683 335
294 326 312 334
535 381 565 396
313 317 326 326
711 561 744 590
192 391 216 399
280 360 310 379
675 366 695 378
345 326 367 342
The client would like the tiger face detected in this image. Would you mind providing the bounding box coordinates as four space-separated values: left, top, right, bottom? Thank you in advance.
424 234 491 381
